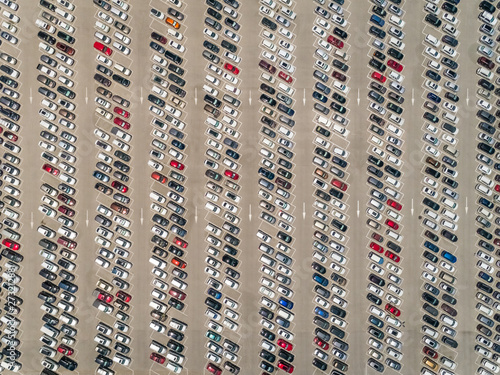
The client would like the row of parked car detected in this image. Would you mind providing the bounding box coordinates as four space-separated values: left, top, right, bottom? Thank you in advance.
0 0 23 372
364 0 409 372
419 0 462 374
472 2 500 375
309 0 353 374
201 1 244 375
146 1 191 374
91 0 135 374
35 0 82 374
255 0 298 374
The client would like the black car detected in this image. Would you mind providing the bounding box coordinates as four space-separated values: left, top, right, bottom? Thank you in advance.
425 13 441 27
203 40 220 53
442 35 458 47
333 27 348 39
369 58 386 73
369 26 386 39
332 59 349 72
441 2 457 14
388 48 403 60
373 5 387 17
261 17 277 31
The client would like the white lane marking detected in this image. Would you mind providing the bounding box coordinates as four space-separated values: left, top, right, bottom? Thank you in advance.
249 204 252 221
411 198 414 216
357 200 360 217
86 209 89 227
465 196 468 214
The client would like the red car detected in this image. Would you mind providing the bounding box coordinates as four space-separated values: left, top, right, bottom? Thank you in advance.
94 41 112 56
387 199 402 211
385 219 399 230
332 179 347 191
327 35 344 49
58 237 77 249
169 287 186 301
385 303 401 316
206 363 222 375
151 31 167 44
174 237 188 248
42 163 60 176
114 117 131 130
371 71 386 83
56 42 75 56
116 290 132 303
313 336 329 350
423 346 438 359
57 344 74 356
372 233 383 242
370 242 383 253
113 106 130 118
495 184 500 192
171 257 186 269
224 63 240 75
2 239 19 251
224 170 239 180
151 172 167 184
278 71 293 83
332 70 346 82
277 339 293 351
170 160 185 170
58 205 75 217
387 59 403 72
495 238 500 246
278 360 294 373
150 352 166 364
112 181 128 193
385 250 400 263
97 292 113 303
4 132 17 141
58 193 76 206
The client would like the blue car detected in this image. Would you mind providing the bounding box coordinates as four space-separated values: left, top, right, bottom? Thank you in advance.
370 14 385 27
424 241 439 253
314 306 329 319
226 149 240 160
93 170 110 182
479 271 493 283
313 273 328 287
479 197 494 209
441 251 457 263
279 297 294 310
208 288 222 299
427 92 441 104
258 167 275 180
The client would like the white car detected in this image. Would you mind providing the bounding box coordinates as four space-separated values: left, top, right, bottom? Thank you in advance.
169 40 185 53
442 45 457 57
425 146 441 156
443 12 457 25
425 80 442 93
370 102 386 115
316 17 331 30
278 27 293 40
332 15 347 27
262 50 277 63
478 45 493 58
259 5 275 17
203 27 218 40
312 25 326 38
443 102 457 113
424 46 441 59
478 99 492 111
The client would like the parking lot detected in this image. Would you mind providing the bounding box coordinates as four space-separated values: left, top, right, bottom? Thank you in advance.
0 0 497 374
